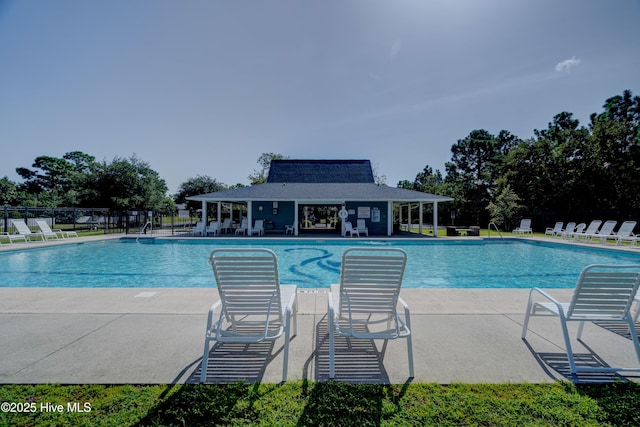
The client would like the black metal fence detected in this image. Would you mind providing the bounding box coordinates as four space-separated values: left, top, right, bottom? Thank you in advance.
1 206 199 236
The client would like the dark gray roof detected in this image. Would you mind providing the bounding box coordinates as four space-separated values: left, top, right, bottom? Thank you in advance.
188 183 453 203
267 159 374 183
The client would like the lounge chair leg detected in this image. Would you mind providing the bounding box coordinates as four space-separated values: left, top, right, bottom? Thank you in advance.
628 317 640 366
521 294 534 339
282 312 291 382
200 339 210 383
576 321 586 340
560 318 577 374
329 319 335 379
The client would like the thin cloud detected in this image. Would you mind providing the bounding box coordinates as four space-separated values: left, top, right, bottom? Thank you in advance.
555 56 581 72
390 39 402 60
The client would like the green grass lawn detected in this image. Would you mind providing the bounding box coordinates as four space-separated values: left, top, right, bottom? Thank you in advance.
2 382 639 426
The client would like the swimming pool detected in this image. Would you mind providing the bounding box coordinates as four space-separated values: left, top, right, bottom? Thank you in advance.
1 238 639 289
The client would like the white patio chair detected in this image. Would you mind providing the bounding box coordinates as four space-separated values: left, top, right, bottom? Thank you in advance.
220 218 233 234
344 221 359 237
512 219 532 235
585 220 617 244
356 219 369 236
327 248 413 379
562 222 585 240
522 264 640 375
11 219 43 241
206 221 220 236
615 221 637 246
235 218 248 235
192 221 206 236
250 219 265 236
35 219 78 240
573 220 602 241
200 248 298 383
1 230 28 244
544 222 563 237
285 223 296 235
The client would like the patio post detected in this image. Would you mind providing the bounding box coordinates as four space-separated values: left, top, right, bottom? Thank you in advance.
201 201 207 225
419 202 424 235
387 201 392 236
247 201 252 235
294 200 299 236
433 202 439 237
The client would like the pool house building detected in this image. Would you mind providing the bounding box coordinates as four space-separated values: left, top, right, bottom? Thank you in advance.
188 159 453 236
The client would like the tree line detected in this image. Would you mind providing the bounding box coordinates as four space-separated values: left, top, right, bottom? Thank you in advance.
398 90 640 229
1 90 638 228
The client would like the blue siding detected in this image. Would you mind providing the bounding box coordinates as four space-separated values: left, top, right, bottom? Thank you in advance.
251 201 294 232
344 201 389 235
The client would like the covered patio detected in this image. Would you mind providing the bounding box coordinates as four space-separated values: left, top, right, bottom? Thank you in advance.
188 183 453 237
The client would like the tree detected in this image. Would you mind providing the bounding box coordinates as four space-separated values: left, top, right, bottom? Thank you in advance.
0 177 19 205
486 184 523 230
175 175 228 211
82 155 169 211
248 153 289 185
397 165 446 194
587 90 640 208
15 154 84 206
371 162 387 185
446 129 502 225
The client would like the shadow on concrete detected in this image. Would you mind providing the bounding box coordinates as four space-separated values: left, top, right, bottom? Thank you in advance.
523 338 640 383
309 314 392 384
189 341 276 384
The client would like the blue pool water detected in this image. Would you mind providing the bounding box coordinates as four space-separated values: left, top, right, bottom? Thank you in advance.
1 238 639 289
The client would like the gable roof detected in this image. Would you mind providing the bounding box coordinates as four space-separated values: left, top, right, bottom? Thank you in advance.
267 159 374 183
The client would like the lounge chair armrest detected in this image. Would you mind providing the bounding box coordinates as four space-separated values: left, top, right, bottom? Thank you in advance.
327 288 335 316
286 291 297 311
527 287 564 312
397 296 412 332
205 300 222 331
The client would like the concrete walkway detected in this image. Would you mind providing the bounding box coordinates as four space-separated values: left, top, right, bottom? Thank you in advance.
2 286 640 384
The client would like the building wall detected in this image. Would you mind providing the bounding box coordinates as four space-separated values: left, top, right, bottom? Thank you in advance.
250 200 390 235
251 201 294 232
344 201 389 235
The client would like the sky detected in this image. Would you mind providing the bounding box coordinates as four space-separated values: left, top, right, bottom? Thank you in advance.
1 0 640 195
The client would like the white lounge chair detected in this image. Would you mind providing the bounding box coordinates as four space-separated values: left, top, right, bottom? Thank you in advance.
573 220 603 241
200 248 297 383
344 221 359 237
285 223 296 235
1 221 29 243
250 220 265 236
512 219 532 236
560 222 576 237
235 218 248 235
36 219 78 239
206 221 220 236
615 221 637 246
562 222 585 240
11 219 43 241
522 264 640 375
586 220 617 244
544 222 563 237
192 221 206 236
356 219 369 236
328 248 413 379
220 218 232 234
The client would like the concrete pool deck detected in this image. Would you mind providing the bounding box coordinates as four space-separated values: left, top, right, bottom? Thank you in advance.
1 234 640 384
2 286 640 384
